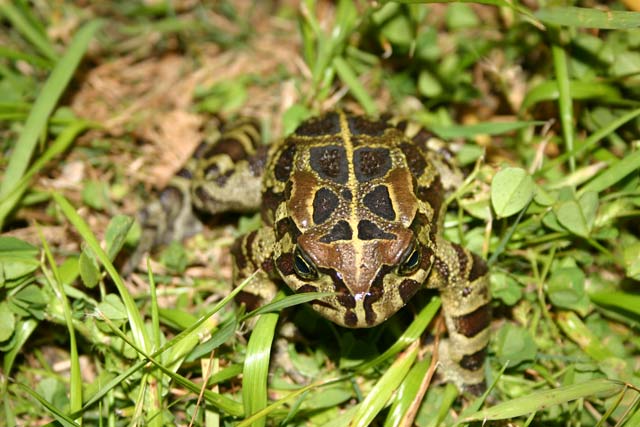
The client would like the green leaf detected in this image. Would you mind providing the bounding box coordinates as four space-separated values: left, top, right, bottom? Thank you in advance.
547 267 589 314
160 241 188 273
81 180 109 210
418 70 442 98
96 294 129 322
623 242 640 280
536 7 640 29
11 284 47 320
79 247 100 289
105 215 134 261
556 200 589 237
578 191 598 231
446 2 479 30
491 167 535 218
0 302 16 342
495 323 537 366
491 272 522 306
0 236 40 283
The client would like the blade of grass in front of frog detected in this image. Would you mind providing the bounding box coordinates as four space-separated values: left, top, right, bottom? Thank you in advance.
242 291 283 427
356 296 441 372
351 341 420 427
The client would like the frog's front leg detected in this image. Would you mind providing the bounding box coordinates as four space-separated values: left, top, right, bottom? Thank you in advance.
427 241 491 395
231 226 279 311
126 118 265 273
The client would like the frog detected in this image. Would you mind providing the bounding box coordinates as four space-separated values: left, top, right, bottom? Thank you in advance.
130 110 491 394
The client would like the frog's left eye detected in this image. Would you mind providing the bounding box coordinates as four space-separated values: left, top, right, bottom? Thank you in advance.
293 247 318 280
398 243 421 276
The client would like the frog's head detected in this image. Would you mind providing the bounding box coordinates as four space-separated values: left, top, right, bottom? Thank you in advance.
271 114 441 327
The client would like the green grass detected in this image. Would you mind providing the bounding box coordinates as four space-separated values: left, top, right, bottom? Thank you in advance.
1 1 640 426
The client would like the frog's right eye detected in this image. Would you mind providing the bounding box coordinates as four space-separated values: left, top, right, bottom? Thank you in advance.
398 243 421 276
293 247 318 280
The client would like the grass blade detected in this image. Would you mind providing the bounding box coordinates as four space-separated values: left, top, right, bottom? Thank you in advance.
39 230 82 421
0 2 58 61
588 291 640 317
52 193 151 352
536 7 640 29
242 294 281 427
581 149 640 194
551 43 575 172
356 296 440 372
0 20 102 228
0 120 94 226
333 56 377 115
460 379 625 422
351 341 419 427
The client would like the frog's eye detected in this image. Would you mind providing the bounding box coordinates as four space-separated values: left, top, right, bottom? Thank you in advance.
293 247 318 280
398 243 421 276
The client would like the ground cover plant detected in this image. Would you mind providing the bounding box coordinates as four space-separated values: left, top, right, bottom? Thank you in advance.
1 0 640 426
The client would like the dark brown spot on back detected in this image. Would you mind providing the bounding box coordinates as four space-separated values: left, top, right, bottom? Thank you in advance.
319 220 353 243
347 115 389 136
295 112 340 136
400 142 427 177
363 185 395 220
453 304 491 338
410 129 434 151
416 180 444 218
357 220 395 240
310 145 348 184
274 144 296 182
312 188 339 224
354 147 392 182
341 188 352 201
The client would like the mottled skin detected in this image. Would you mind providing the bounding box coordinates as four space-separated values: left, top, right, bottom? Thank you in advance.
133 111 491 393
